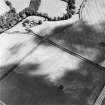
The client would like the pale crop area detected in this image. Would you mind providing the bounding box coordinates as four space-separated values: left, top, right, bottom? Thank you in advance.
38 0 67 17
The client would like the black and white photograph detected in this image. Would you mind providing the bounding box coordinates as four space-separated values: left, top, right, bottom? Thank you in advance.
0 0 105 105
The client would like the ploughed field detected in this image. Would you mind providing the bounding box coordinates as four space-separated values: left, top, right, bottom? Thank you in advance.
1 0 105 105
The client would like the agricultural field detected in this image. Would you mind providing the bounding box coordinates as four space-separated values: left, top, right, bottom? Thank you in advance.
0 0 105 105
